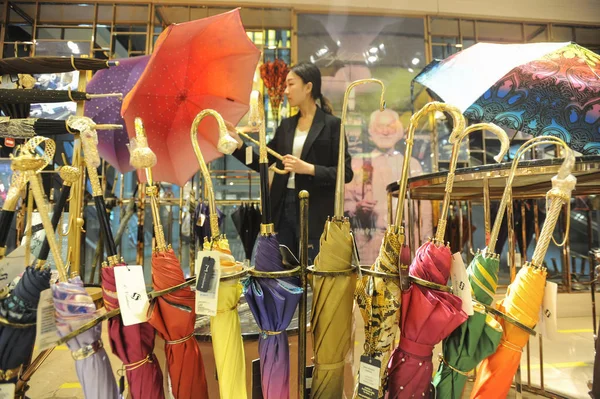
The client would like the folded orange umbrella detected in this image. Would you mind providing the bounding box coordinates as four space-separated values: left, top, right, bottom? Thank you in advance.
471 137 576 399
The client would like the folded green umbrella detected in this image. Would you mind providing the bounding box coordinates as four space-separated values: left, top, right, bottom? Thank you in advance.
432 251 503 398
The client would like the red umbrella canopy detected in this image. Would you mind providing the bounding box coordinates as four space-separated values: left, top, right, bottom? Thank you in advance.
122 8 260 186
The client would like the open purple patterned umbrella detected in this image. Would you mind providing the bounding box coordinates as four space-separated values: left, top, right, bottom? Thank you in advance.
84 55 149 173
52 276 118 399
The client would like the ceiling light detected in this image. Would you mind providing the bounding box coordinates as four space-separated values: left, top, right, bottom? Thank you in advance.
408 68 414 73
455 43 464 48
411 57 420 65
369 47 378 54
379 43 385 50
336 40 341 46
367 55 378 63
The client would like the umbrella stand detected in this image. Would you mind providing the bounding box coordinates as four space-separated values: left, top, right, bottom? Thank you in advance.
470 138 576 399
191 109 249 399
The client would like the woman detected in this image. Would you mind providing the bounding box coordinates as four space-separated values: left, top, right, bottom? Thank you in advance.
228 62 353 261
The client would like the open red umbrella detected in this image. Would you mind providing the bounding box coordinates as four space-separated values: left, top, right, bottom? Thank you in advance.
121 8 260 186
386 121 509 398
129 118 208 399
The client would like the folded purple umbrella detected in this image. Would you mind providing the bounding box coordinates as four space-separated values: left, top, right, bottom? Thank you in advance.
244 235 302 399
52 276 118 399
84 55 149 173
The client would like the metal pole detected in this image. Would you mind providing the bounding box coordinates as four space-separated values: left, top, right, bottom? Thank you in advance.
298 190 309 399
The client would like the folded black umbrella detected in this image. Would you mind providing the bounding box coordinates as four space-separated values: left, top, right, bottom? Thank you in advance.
231 203 261 259
0 267 52 384
0 56 117 75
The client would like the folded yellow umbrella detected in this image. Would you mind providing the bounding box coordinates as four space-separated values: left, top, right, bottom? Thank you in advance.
191 109 247 399
311 79 385 398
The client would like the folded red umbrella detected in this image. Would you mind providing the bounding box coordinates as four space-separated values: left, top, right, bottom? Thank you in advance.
148 249 208 399
102 266 165 399
387 241 467 398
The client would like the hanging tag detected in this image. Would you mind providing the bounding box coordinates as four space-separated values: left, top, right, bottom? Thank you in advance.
35 289 58 351
245 146 252 165
357 355 381 399
195 251 221 316
114 265 150 326
0 383 15 398
538 281 558 340
450 252 474 316
0 245 27 289
514 253 522 268
199 213 206 227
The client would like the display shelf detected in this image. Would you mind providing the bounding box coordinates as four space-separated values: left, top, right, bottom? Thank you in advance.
386 155 600 201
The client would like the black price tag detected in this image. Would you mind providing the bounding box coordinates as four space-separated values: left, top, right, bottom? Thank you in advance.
357 356 381 399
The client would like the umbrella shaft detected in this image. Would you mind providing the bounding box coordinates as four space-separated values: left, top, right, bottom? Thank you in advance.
0 210 15 250
38 185 71 262
260 163 271 224
94 195 117 257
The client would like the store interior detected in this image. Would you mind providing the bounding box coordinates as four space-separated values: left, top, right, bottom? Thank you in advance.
0 1 599 398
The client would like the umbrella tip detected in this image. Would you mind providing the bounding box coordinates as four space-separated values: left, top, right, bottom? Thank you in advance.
299 190 309 200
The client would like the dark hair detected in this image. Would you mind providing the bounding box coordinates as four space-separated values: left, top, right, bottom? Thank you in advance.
290 62 333 115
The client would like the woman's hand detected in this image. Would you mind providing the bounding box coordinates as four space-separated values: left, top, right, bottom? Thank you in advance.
225 121 244 150
283 155 315 176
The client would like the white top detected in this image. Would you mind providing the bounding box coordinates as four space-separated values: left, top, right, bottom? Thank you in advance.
287 127 309 189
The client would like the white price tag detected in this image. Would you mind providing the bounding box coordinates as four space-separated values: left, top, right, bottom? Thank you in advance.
538 281 558 340
245 146 253 165
195 251 221 316
0 245 27 289
357 355 381 399
0 383 15 398
35 289 58 351
451 252 474 316
114 266 150 326
199 213 206 227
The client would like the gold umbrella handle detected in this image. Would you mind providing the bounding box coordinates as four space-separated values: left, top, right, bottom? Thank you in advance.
488 136 574 252
11 138 67 281
335 79 386 219
131 117 167 251
434 122 509 243
190 109 226 240
395 102 465 229
530 140 576 267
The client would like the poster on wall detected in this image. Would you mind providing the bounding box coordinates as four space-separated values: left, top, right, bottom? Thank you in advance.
298 13 434 264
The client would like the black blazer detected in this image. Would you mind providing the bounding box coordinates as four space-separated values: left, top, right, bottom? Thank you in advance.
232 107 353 239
